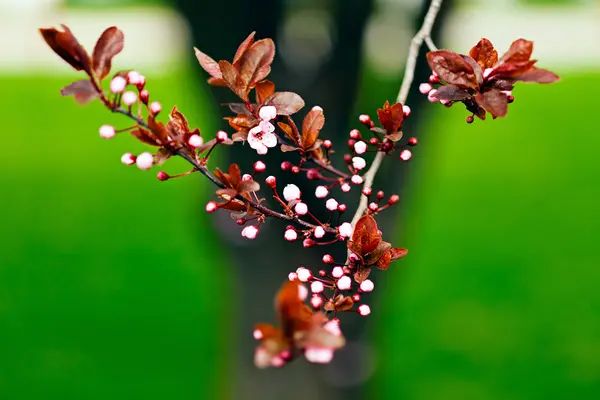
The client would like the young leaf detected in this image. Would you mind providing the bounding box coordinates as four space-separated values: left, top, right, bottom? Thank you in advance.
39 25 91 72
255 80 275 104
426 50 479 90
92 26 124 80
497 39 534 66
233 32 256 65
301 108 325 148
131 127 161 146
513 67 559 84
377 101 404 134
468 38 498 71
218 60 246 100
475 89 508 119
194 47 222 79
435 85 471 101
60 80 99 105
264 92 305 115
238 39 276 93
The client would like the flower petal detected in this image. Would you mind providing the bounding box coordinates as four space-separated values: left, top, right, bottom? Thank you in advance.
259 105 277 121
256 143 268 155
248 132 261 149
262 132 278 148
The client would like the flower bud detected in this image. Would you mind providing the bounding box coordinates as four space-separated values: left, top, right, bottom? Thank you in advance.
253 160 266 173
205 201 218 213
358 304 371 316
337 276 352 290
216 130 228 142
338 222 353 238
265 175 277 188
283 184 301 202
122 91 138 106
400 149 412 161
99 124 115 139
136 152 154 170
121 152 136 165
241 225 258 239
188 134 204 148
322 254 334 264
284 229 298 241
156 171 169 181
354 141 367 154
281 161 292 171
110 76 127 94
315 186 328 198
149 101 162 115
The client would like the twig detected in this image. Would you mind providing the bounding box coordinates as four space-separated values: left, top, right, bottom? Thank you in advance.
348 0 443 246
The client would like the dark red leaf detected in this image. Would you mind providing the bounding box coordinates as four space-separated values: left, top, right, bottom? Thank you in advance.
255 80 275 104
155 147 172 165
354 267 371 283
227 103 253 115
194 47 222 79
60 80 99 105
435 85 471 101
131 127 161 146
263 92 305 115
280 144 300 152
238 180 260 193
147 115 170 143
468 38 498 71
92 26 124 80
489 60 536 80
475 89 509 119
39 25 91 72
376 250 392 270
389 248 408 260
377 101 404 134
349 215 382 256
218 60 245 100
497 39 533 65
233 32 256 65
238 39 276 91
513 67 559 84
362 240 392 266
276 281 312 337
426 50 479 89
301 108 325 148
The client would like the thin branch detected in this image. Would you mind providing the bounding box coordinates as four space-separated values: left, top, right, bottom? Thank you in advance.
348 0 444 238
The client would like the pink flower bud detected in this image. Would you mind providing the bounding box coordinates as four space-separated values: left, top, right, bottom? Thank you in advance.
149 101 162 115
349 129 361 140
325 198 338 211
359 114 371 124
136 75 146 90
136 152 154 170
323 140 332 149
121 152 136 165
205 201 218 213
110 76 127 94
349 253 360 263
188 134 203 148
284 229 298 241
337 276 352 290
311 295 323 309
440 99 450 106
322 254 334 264
408 137 418 146
296 267 312 282
354 141 367 154
427 89 439 103
156 171 169 181
403 104 411 117
341 183 351 192
347 139 356 149
216 130 228 142
122 91 138 106
314 226 325 239
288 272 298 281
303 238 315 248
266 175 276 188
291 166 300 174
358 304 371 316
315 186 328 198
377 191 385 199
337 204 347 213
253 329 263 340
241 225 258 239
283 184 301 202
362 187 372 196
338 222 353 238
99 124 115 139
429 73 440 84
388 194 400 204
419 82 432 94
312 105 323 112
139 89 149 104
280 161 292 171
369 138 378 146
400 149 412 161
127 70 142 85
332 266 344 278
254 160 266 173
351 175 363 185
242 174 252 182
360 279 374 292
466 115 475 124
352 294 361 302
369 202 378 211
311 281 324 294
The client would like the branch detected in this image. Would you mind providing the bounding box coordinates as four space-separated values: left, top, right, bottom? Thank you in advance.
348 0 444 237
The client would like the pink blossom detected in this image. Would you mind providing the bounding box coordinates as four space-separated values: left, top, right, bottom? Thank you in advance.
284 229 298 241
358 304 371 316
216 130 228 142
419 82 432 94
241 225 258 239
360 279 374 292
122 91 138 106
314 226 325 239
298 284 308 300
341 183 351 192
325 198 338 211
205 201 218 213
188 134 203 148
295 202 308 215
283 184 301 202
315 186 329 198
322 254 334 264
254 161 266 173
136 152 154 170
288 272 298 281
351 175 363 185
400 149 412 161
304 347 334 364
354 141 367 154
127 70 142 85
311 281 324 293
110 76 127 93
99 124 115 139
121 152 135 165
311 295 323 308
338 222 353 238
149 101 162 115
427 89 439 103
296 267 312 282
337 276 352 290
248 106 278 154
403 105 412 116
332 266 344 279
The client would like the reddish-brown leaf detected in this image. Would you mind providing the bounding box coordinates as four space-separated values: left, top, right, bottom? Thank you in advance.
154 147 172 165
233 32 256 65
131 127 160 146
60 79 99 105
426 50 479 90
513 67 559 84
349 215 382 256
166 106 190 138
237 39 276 92
497 39 533 66
280 144 300 152
363 240 392 266
390 248 408 261
469 38 498 71
475 89 509 119
194 47 222 79
238 180 260 193
147 115 169 143
354 267 372 283
227 114 257 132
489 60 536 80
435 85 471 101
377 101 404 134
276 281 312 337
39 25 91 72
301 108 325 149
227 103 253 115
92 26 124 80
332 295 354 312
255 80 275 104
263 92 305 115
376 250 392 270
228 163 242 187
207 77 227 87
218 60 246 100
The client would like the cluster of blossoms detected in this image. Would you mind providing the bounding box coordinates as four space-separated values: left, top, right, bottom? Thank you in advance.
39 1 557 368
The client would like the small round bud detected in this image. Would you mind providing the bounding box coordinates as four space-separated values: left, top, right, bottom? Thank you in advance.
281 161 292 171
291 166 300 174
341 183 351 192
377 191 385 199
354 141 367 155
311 295 323 309
139 89 149 104
296 267 312 282
323 139 333 149
360 279 374 292
359 114 372 126
427 89 439 103
283 184 301 202
343 154 352 164
314 226 325 239
337 276 352 290
352 294 361 302
338 222 353 238
265 175 277 188
388 194 400 204
382 141 394 152
351 175 363 185
156 171 169 181
99 124 115 139
403 105 411 117
253 160 266 173
349 129 361 140
352 157 366 171
358 304 371 316
236 218 246 225
110 76 127 94
408 137 418 146
136 152 154 170
205 201 218 213
322 254 334 264
337 204 347 213
188 134 204 148
332 266 344 278
347 139 356 149
362 187 372 196
298 285 308 301
400 149 412 161
294 202 308 215
440 99 451 106
288 272 298 281
507 95 515 103
121 152 136 165
466 115 474 124
419 83 433 94
136 75 146 91
241 173 252 182
127 70 142 85
325 198 339 211
303 238 315 248
311 281 324 294
306 168 321 180
122 91 138 106
241 225 258 239
216 130 228 142
369 138 379 146
319 269 327 276
343 267 351 274
429 73 440 84
315 186 329 199
368 202 378 211
149 101 162 115
284 229 298 241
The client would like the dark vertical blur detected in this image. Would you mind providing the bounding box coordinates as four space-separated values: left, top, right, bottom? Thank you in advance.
172 0 452 398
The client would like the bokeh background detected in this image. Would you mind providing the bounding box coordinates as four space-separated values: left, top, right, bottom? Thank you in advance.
1 0 599 399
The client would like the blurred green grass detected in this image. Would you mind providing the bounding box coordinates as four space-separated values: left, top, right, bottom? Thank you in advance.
0 71 232 399
375 73 600 399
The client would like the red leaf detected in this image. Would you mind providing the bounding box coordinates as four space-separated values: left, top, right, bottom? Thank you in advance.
301 108 325 148
389 248 408 260
218 60 246 100
475 89 508 119
513 67 559 84
263 92 305 115
194 47 222 79
276 281 312 337
237 39 276 92
426 50 479 89
92 26 124 80
377 101 404 134
147 115 170 143
489 60 536 80
435 85 471 101
468 38 498 71
497 39 533 66
255 80 275 105
131 127 161 146
280 144 300 152
39 25 91 72
348 215 382 256
233 32 256 65
60 80 99 105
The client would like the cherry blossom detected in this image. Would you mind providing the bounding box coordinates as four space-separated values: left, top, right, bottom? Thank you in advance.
248 106 278 155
